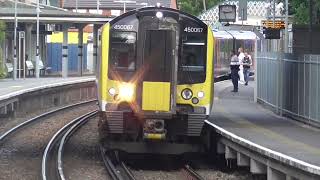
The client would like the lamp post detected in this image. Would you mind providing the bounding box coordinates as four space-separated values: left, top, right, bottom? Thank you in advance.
13 0 17 80
114 0 136 13
284 0 288 52
309 0 313 53
76 0 78 12
203 0 206 11
35 0 40 78
97 0 101 13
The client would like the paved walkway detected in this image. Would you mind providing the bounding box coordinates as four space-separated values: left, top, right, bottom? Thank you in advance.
209 80 320 167
0 77 95 101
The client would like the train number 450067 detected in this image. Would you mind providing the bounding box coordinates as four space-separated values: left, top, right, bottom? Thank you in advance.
184 27 203 33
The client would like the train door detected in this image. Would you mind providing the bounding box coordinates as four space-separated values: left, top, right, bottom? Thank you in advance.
141 29 176 112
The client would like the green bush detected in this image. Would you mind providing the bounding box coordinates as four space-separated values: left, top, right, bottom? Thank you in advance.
0 68 6 79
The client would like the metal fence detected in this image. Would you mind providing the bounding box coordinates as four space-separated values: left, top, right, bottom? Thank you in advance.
257 52 320 126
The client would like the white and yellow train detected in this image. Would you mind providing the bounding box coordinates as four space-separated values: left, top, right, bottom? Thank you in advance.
97 6 214 154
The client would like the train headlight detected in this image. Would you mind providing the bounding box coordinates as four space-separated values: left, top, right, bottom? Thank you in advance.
197 91 204 98
156 11 163 19
108 88 116 96
181 88 193 100
118 83 135 102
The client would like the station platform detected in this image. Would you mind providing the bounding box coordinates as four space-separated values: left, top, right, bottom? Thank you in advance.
0 77 95 101
208 80 320 170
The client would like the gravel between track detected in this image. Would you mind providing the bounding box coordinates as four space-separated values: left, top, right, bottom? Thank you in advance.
128 155 253 180
132 167 252 180
62 116 109 180
0 103 84 135
0 103 97 180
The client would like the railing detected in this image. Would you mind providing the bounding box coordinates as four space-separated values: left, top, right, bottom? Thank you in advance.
257 52 320 126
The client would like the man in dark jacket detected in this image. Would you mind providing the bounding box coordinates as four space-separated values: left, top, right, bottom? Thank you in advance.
230 51 240 92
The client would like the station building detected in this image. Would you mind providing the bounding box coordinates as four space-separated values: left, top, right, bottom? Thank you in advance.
0 0 176 78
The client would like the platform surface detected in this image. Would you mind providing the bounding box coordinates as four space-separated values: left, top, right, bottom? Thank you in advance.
0 77 95 101
209 80 320 167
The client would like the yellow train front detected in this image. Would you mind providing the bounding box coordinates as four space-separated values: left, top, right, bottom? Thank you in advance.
97 6 214 154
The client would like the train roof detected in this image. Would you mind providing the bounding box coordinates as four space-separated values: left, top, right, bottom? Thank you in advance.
213 30 259 40
109 6 206 27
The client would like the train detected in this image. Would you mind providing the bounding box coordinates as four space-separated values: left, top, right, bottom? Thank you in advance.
213 30 257 80
97 6 214 155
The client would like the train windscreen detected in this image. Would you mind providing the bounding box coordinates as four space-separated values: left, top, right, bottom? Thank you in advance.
143 30 172 82
178 34 206 84
109 31 137 71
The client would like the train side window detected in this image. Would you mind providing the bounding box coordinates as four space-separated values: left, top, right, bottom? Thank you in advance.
179 35 206 72
110 31 136 71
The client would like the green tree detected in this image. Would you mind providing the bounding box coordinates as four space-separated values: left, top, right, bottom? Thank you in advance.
0 20 6 78
290 0 320 24
178 0 222 16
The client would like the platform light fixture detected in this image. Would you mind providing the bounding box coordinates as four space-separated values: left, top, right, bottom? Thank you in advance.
114 0 136 13
139 2 148 7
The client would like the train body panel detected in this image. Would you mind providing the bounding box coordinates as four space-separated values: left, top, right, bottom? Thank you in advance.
97 7 214 154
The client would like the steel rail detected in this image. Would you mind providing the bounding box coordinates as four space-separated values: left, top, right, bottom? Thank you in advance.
184 164 205 180
0 100 96 142
42 110 98 180
100 146 123 180
120 161 137 180
57 110 98 180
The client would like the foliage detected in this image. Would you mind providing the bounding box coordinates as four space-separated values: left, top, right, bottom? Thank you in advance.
178 0 222 16
0 20 6 78
290 0 320 24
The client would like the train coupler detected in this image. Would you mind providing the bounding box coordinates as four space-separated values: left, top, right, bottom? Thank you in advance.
143 119 166 140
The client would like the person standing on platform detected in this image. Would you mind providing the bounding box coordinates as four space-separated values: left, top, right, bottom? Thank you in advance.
242 51 252 86
237 47 245 84
230 51 240 92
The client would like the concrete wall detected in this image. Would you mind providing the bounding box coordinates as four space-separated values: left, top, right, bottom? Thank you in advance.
0 81 96 119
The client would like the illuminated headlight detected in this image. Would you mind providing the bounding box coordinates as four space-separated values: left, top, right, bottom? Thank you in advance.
156 11 163 18
118 83 135 101
197 91 204 98
181 88 193 100
108 88 116 96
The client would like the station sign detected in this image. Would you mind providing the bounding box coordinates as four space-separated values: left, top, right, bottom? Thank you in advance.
261 20 285 29
263 28 281 39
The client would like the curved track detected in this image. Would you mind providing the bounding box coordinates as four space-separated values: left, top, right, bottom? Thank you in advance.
0 100 96 142
0 100 97 180
42 110 98 180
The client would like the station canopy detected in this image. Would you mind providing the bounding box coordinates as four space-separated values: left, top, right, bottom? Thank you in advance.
213 30 259 40
0 0 111 24
63 0 172 10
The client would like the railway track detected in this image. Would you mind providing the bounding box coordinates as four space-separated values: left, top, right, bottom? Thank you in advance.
41 110 98 180
182 164 205 180
100 147 137 180
0 100 97 179
100 145 203 180
0 100 96 142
